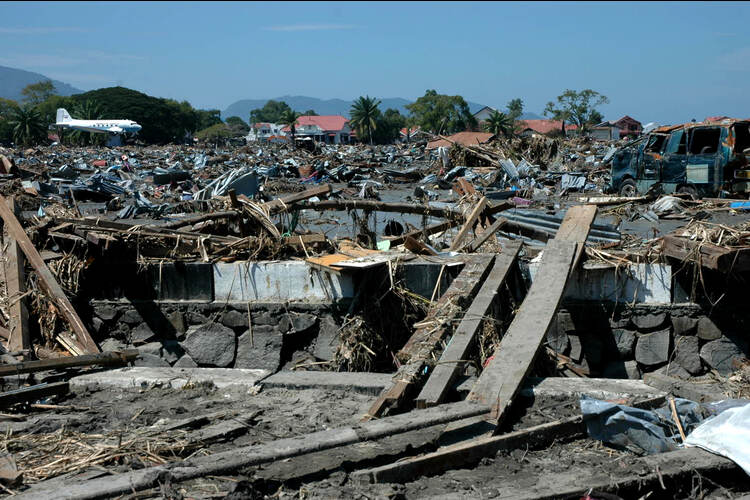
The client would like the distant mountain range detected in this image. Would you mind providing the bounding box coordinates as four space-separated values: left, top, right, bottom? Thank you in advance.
0 65 83 102
0 66 545 122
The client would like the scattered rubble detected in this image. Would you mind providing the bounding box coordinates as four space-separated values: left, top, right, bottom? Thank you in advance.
0 132 747 498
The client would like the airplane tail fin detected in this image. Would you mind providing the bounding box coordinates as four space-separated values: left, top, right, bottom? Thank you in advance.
56 108 72 124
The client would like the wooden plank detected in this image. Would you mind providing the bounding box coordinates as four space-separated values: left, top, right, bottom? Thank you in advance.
404 236 438 256
415 242 522 408
355 395 665 485
464 217 508 253
0 195 100 354
0 382 69 408
3 197 29 352
385 220 455 247
15 401 491 499
0 349 139 377
555 204 598 271
661 234 750 272
469 240 577 415
449 197 487 251
364 256 495 420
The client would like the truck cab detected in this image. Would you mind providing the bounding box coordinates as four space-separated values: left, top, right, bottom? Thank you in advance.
610 120 750 198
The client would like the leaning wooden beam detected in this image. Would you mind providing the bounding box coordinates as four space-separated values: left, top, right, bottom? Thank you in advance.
555 205 598 273
0 194 100 354
471 206 596 424
416 241 522 408
0 382 69 409
352 395 665 484
15 401 490 500
0 349 138 377
364 256 495 421
386 220 455 247
463 217 507 253
3 197 30 352
449 197 488 251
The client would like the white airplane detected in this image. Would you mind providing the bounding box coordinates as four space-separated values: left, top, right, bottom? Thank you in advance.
54 108 142 135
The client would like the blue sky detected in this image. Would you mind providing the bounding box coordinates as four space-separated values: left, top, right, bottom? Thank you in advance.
1 1 749 124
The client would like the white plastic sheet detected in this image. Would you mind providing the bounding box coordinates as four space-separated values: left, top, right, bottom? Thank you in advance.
686 401 750 475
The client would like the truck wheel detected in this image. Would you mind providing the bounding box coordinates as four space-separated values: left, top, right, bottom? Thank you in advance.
677 185 698 200
619 179 637 197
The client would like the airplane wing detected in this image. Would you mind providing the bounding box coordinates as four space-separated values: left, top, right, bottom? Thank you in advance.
107 126 124 133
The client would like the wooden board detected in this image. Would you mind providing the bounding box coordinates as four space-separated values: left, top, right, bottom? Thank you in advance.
449 197 487 251
415 241 522 408
364 256 495 420
0 195 99 354
3 197 29 352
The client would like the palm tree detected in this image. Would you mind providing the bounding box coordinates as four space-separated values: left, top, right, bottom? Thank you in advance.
10 104 46 147
279 109 300 146
350 96 381 145
483 110 514 138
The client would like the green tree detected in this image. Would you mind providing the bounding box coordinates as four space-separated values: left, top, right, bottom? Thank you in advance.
195 109 222 131
195 123 232 146
372 108 407 144
406 90 476 135
35 94 75 129
506 98 524 121
279 109 300 145
10 104 46 146
225 116 250 135
69 87 204 144
301 109 318 116
544 89 609 134
0 98 20 145
350 95 382 145
483 110 514 138
21 80 57 106
249 100 293 124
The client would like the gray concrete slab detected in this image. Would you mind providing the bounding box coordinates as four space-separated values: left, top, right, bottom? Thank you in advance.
520 376 666 400
262 370 393 395
70 367 271 391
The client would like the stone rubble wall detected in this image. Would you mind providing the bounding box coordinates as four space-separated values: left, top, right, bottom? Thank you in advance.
88 301 347 371
547 303 749 379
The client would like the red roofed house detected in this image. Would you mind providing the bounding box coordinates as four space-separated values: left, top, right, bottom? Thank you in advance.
517 119 578 137
282 115 352 144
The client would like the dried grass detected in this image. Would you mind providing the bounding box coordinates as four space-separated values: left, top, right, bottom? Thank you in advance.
1 426 209 484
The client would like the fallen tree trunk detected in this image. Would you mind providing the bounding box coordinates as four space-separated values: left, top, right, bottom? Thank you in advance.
289 199 513 220
0 349 139 377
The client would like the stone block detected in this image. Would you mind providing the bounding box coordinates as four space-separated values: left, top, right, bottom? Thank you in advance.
134 353 171 368
100 338 127 352
173 354 198 368
700 338 745 376
95 305 119 322
602 360 641 379
161 340 185 364
130 324 156 345
652 363 691 380
137 342 163 357
314 315 341 361
696 317 722 341
611 329 636 358
631 313 668 332
221 310 249 329
235 325 282 371
168 311 186 337
120 309 143 325
279 312 317 334
674 336 702 375
181 323 236 367
672 316 698 336
634 328 671 366
569 335 582 362
546 323 569 354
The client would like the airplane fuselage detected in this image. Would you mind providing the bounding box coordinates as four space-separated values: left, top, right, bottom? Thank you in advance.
56 119 142 134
